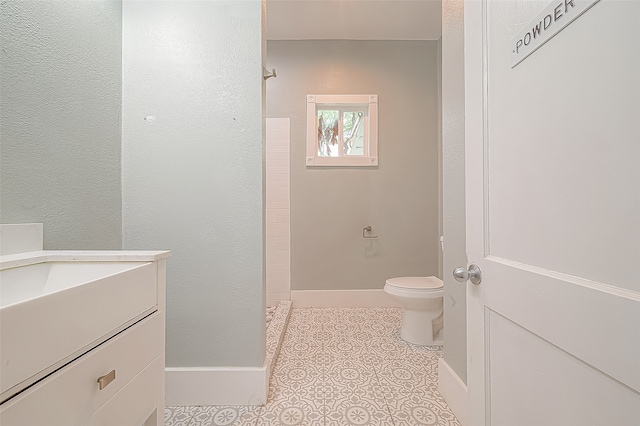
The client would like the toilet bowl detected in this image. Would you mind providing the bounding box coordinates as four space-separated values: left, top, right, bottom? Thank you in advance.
384 276 444 346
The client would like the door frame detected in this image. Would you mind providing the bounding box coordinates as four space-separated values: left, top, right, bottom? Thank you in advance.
464 0 488 423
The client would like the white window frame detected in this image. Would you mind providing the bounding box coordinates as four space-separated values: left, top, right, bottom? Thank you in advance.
306 94 378 167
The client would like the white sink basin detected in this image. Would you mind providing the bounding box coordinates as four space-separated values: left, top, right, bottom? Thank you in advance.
0 262 148 308
0 260 157 401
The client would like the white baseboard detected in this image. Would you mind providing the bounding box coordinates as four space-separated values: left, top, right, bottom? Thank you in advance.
291 289 402 308
266 291 291 308
438 358 468 426
166 358 270 406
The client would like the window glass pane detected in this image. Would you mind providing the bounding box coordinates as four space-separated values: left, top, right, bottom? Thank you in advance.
318 110 339 157
343 111 365 156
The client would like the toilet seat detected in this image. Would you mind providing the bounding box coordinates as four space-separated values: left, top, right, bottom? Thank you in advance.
385 276 443 292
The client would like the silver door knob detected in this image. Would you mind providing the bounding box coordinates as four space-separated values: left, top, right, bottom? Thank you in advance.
453 264 482 285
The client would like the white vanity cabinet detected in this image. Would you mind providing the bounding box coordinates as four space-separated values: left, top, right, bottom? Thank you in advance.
0 254 169 426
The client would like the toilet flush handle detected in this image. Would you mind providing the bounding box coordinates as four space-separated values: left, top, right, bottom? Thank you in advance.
453 264 482 285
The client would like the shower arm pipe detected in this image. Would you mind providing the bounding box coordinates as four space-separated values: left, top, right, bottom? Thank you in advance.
363 226 379 239
263 67 277 80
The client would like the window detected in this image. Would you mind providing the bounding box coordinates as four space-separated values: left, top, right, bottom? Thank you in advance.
306 94 378 167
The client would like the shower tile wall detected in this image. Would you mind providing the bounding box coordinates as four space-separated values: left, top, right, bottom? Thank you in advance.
266 118 291 306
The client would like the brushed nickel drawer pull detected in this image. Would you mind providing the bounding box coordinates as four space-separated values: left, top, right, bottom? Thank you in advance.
97 369 116 390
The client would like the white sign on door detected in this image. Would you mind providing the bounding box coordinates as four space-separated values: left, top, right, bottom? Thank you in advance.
511 0 600 67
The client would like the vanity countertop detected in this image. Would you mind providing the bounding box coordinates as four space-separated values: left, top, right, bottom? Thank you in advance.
0 250 172 270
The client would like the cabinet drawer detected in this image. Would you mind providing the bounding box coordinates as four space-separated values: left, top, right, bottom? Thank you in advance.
1 261 157 397
91 356 163 426
0 313 163 426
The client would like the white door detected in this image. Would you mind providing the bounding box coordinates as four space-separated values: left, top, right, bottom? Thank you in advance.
463 1 640 425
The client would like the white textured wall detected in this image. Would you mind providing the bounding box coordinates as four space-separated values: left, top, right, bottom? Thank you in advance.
0 0 122 249
442 0 468 384
122 1 265 368
267 41 440 291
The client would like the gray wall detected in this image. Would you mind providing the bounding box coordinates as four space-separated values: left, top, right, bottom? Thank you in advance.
442 0 468 383
438 39 444 281
267 41 440 290
122 1 265 368
0 0 122 250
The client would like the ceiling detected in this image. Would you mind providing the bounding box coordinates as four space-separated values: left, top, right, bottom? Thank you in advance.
266 0 442 41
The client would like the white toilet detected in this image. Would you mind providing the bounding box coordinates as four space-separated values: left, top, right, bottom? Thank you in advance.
384 276 444 346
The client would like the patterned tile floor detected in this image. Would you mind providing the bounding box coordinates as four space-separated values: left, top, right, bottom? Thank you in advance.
165 308 460 426
266 305 277 329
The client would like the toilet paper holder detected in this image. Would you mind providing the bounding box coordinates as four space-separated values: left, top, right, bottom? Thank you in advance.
362 226 379 239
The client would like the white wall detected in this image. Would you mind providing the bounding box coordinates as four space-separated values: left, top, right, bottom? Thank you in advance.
122 0 266 368
0 0 122 249
266 118 291 306
442 0 468 383
267 40 440 291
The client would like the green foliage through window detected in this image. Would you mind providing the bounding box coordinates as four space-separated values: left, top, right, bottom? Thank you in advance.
318 110 365 157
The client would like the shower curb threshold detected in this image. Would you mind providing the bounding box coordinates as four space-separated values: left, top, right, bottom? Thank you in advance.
265 300 292 386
